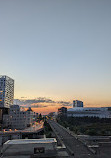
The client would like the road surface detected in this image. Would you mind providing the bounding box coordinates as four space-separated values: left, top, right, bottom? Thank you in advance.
0 122 44 134
48 120 96 158
24 122 44 132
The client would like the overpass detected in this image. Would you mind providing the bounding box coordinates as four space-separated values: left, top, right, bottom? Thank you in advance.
48 120 96 158
0 122 44 145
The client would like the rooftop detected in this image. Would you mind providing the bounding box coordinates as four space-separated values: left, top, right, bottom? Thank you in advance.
68 107 109 112
0 75 14 81
4 138 57 145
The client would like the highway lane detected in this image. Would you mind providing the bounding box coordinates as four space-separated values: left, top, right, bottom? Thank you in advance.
0 122 44 134
49 120 96 158
24 122 44 132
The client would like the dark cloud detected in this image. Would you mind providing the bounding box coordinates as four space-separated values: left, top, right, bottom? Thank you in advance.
14 97 72 108
14 97 55 104
57 101 72 106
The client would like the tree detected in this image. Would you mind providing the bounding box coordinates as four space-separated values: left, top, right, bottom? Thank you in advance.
38 113 43 121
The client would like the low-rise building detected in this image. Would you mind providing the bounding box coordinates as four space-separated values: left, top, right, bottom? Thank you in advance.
58 107 67 115
3 105 38 129
1 138 69 157
67 107 111 118
1 138 57 157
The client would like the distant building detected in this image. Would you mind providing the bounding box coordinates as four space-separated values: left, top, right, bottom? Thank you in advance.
73 100 83 108
48 112 55 117
26 107 37 127
3 105 37 129
58 107 67 115
67 107 111 118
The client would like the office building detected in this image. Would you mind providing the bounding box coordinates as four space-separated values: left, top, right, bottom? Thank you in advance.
73 100 83 107
3 105 37 130
67 107 111 118
0 76 14 126
0 75 14 108
58 107 67 115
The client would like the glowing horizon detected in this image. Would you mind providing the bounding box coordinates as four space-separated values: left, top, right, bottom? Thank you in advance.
14 97 111 115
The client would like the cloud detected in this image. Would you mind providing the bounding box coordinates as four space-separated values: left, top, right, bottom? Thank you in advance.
14 97 72 108
57 101 72 106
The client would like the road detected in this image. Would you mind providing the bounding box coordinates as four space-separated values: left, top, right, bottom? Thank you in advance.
24 122 44 132
0 122 44 134
48 120 96 158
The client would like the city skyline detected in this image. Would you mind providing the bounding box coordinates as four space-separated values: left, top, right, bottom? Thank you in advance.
0 0 111 110
14 97 111 115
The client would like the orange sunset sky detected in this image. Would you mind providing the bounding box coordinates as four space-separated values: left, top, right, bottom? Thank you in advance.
16 97 111 115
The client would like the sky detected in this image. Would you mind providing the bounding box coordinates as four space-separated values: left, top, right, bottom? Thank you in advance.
0 0 111 113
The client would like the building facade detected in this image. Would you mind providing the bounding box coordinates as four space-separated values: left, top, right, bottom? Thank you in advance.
73 100 83 108
0 76 14 108
67 107 111 118
3 105 37 130
1 138 58 157
58 107 67 115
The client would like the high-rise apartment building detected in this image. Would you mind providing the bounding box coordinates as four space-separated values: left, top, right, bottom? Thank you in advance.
73 100 83 108
0 75 14 108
